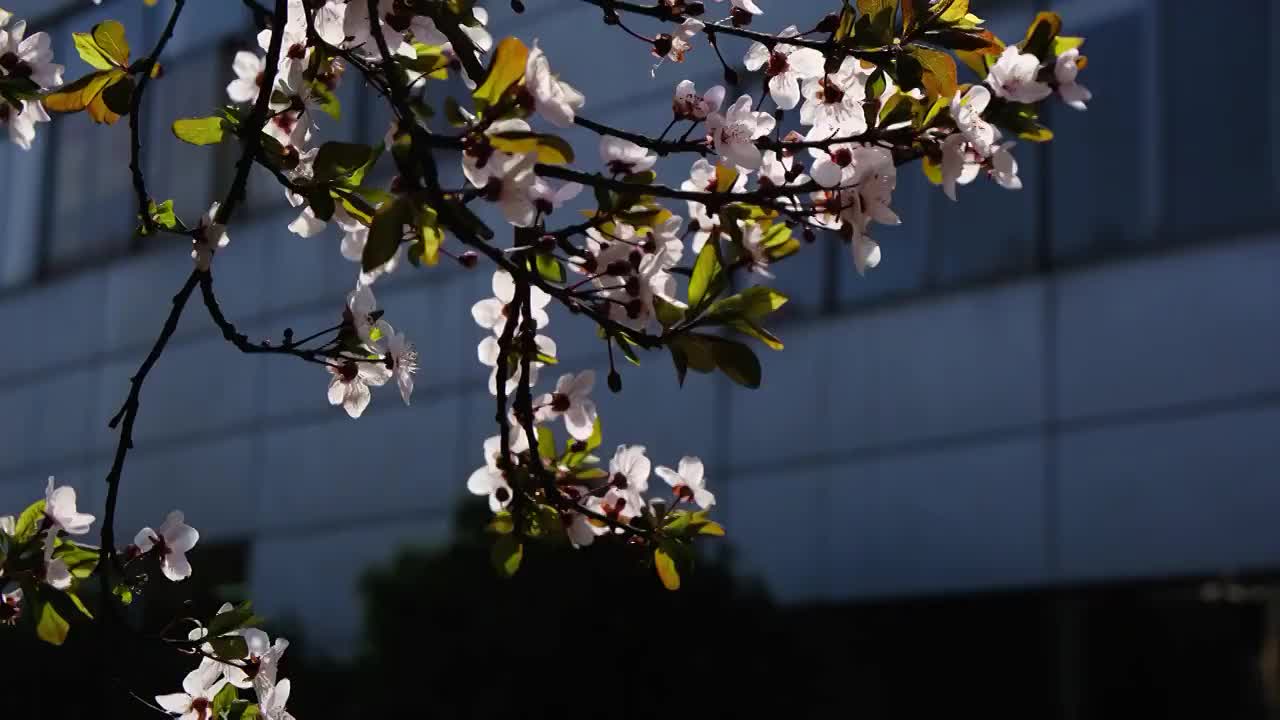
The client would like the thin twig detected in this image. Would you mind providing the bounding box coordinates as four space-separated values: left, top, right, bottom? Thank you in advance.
129 0 187 236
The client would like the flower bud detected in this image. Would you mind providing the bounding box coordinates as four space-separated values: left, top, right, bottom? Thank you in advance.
608 370 623 393
459 251 479 268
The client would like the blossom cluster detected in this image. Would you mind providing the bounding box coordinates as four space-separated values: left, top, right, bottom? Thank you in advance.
0 0 1098 705
0 477 298 718
0 9 62 149
467 270 718 552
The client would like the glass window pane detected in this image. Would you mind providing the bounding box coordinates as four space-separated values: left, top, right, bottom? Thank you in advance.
1161 0 1273 234
1049 11 1144 263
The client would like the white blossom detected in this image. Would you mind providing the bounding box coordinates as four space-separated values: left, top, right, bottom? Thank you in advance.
606 445 650 511
672 80 725 121
986 46 1052 104
134 510 200 582
940 133 980 201
660 18 704 64
259 678 297 720
1054 48 1091 111
950 84 999 158
536 371 598 441
378 323 418 405
808 142 859 188
529 177 583 215
799 56 870 139
347 283 381 345
705 94 776 171
0 100 50 150
226 51 265 105
462 117 530 188
467 463 513 513
655 456 715 509
680 159 745 253
738 222 775 278
525 40 584 128
0 18 63 89
44 476 94 536
743 27 824 110
471 270 551 336
600 136 656 176
327 361 391 419
989 143 1022 190
156 658 229 720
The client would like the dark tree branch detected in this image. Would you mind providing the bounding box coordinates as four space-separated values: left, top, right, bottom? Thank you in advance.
218 0 289 224
99 271 201 596
129 0 187 236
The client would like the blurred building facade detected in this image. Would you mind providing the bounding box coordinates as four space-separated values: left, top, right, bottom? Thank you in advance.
0 0 1278 657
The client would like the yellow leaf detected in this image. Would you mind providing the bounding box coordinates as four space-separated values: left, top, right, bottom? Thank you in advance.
42 70 115 114
922 154 942 184
472 37 528 113
73 32 115 70
697 521 726 537
489 131 575 164
939 0 969 23
910 47 957 100
87 73 130 124
91 20 130 68
655 548 680 591
714 163 739 193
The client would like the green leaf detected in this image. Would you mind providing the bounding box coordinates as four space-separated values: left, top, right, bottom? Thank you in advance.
698 521 726 537
211 681 240 718
14 500 46 543
112 584 133 605
654 546 680 591
407 43 451 79
73 32 116 70
91 20 130 68
227 700 260 720
144 199 187 234
705 286 788 322
711 336 762 388
653 295 685 330
66 591 93 620
491 534 523 578
524 504 561 540
210 635 249 661
206 601 258 638
489 131 575 164
312 142 379 185
309 80 341 120
687 240 721 309
172 116 226 146
53 543 100 579
729 318 784 351
364 199 411 272
536 427 557 463
535 253 564 283
472 37 528 114
487 511 515 535
36 601 70 646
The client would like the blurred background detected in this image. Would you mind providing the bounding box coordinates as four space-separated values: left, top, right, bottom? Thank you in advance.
2 0 1279 717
